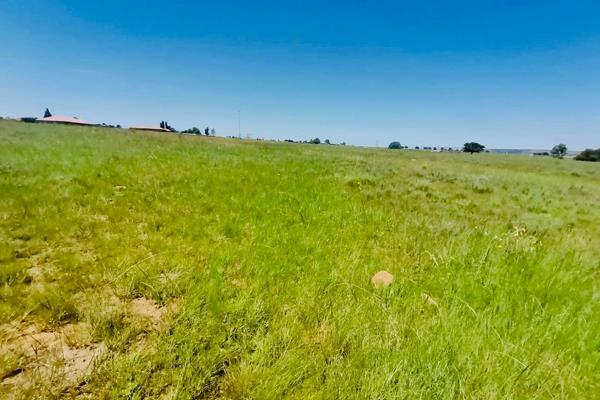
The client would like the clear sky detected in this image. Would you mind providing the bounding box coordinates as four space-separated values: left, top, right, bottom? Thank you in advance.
2 1 600 149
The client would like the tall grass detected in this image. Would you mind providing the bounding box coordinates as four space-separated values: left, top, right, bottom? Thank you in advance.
1 120 599 398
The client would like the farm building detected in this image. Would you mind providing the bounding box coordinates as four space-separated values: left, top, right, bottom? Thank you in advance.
129 125 171 132
38 115 92 126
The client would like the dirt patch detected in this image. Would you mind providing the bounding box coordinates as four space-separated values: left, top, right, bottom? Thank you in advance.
128 297 181 330
129 298 166 324
0 322 105 395
26 265 45 281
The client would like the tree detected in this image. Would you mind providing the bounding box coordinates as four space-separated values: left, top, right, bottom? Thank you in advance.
463 142 485 154
310 138 321 144
324 139 331 145
43 108 52 118
551 144 567 159
388 141 402 149
159 121 176 132
182 127 201 134
204 127 210 136
210 128 216 136
574 148 600 162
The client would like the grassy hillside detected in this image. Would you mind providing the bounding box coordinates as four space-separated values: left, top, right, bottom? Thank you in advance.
1 120 599 399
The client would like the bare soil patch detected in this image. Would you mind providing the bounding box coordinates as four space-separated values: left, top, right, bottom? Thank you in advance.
0 322 105 396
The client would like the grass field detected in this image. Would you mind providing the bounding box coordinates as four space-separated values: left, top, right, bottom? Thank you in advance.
1 120 599 399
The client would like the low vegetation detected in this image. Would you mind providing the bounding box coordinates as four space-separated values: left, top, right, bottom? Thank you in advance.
575 148 600 162
1 120 599 398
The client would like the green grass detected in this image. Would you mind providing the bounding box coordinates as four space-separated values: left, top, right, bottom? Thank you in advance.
0 120 599 399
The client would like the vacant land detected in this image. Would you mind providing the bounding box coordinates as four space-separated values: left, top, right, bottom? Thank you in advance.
0 120 599 399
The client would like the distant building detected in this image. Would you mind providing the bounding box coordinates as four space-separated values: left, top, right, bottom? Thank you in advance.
38 115 91 125
129 125 171 132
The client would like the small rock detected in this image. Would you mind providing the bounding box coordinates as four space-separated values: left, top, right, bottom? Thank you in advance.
371 270 394 288
114 185 127 192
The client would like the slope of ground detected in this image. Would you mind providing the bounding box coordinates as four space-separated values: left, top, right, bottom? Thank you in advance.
0 120 599 399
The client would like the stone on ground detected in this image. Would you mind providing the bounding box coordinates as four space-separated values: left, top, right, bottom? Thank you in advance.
371 270 394 288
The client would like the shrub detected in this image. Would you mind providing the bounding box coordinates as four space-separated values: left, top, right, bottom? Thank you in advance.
574 148 600 162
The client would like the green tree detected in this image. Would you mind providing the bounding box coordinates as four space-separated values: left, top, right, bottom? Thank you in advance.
43 108 52 118
463 142 485 154
551 144 568 159
388 141 402 149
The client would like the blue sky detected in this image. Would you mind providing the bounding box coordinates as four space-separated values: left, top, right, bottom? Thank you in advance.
2 1 600 149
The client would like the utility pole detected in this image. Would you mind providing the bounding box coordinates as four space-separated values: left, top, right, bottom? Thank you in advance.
238 110 241 138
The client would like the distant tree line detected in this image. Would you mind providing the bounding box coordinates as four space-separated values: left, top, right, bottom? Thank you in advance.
281 138 345 145
388 141 472 151
13 112 597 162
182 126 216 136
182 127 201 134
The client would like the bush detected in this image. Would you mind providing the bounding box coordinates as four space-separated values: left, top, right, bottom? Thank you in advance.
388 141 402 149
574 148 600 162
